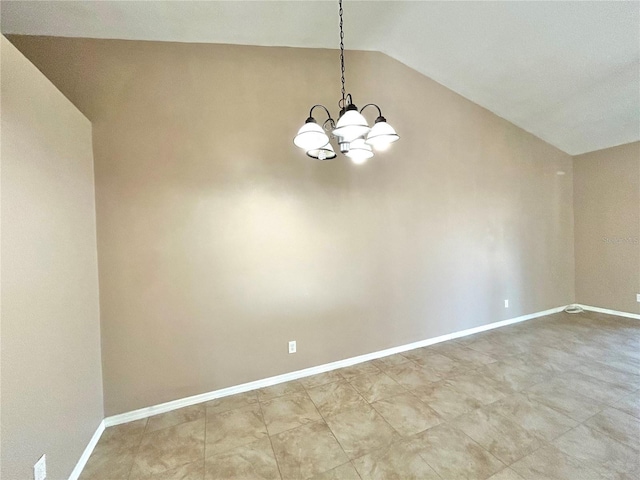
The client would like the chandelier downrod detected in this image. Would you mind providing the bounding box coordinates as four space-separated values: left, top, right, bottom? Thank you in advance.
339 0 346 109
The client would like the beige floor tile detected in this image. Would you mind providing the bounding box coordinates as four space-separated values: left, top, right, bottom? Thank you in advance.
306 380 368 418
412 380 483 420
552 371 634 404
103 419 149 447
371 392 441 437
308 462 360 480
352 440 440 480
434 343 498 365
463 337 525 358
257 381 305 402
452 330 497 346
80 419 148 480
502 355 560 376
409 423 504 479
524 381 603 422
596 353 640 376
567 342 613 361
325 404 399 459
583 407 640 450
514 354 571 374
444 372 509 404
141 460 204 480
412 352 473 377
609 391 640 419
611 337 640 356
205 391 258 415
572 361 640 392
348 371 406 403
529 340 584 362
146 405 206 434
423 341 463 355
271 421 348 480
553 424 639 479
261 392 322 435
487 468 525 480
522 346 583 371
384 361 441 389
79 446 137 480
371 353 412 370
130 419 205 479
401 347 431 363
490 393 577 442
510 444 606 480
571 342 640 361
204 438 279 480
338 362 381 381
298 370 344 390
452 407 543 465
478 361 550 392
205 404 267 456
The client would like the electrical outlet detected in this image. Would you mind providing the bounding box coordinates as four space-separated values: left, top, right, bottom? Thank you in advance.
34 454 46 480
504 299 509 308
637 293 640 303
288 341 297 354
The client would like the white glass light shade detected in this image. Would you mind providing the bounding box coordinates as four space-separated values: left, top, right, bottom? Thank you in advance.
307 143 337 160
365 121 399 151
294 121 330 150
345 138 374 164
332 110 371 142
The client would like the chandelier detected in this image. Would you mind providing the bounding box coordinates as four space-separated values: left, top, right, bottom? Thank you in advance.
293 0 400 164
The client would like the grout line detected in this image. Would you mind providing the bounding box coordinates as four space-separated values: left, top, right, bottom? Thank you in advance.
569 393 638 451
125 417 149 480
257 391 320 438
546 413 635 479
305 380 359 473
202 402 207 478
331 366 451 478
348 459 365 480
257 392 285 480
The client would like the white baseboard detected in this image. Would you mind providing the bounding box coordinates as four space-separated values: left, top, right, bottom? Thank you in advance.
103 305 566 427
578 304 640 320
68 420 105 480
72 303 639 478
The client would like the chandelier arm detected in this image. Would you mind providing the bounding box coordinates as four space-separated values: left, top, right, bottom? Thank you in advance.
359 103 383 118
308 104 334 123
323 118 336 132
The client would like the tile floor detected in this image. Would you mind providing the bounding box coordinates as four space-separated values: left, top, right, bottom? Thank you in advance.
80 311 640 479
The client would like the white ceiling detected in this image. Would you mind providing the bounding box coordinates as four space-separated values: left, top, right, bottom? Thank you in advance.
2 0 639 155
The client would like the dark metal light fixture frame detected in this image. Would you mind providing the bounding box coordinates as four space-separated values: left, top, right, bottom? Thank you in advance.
293 0 400 163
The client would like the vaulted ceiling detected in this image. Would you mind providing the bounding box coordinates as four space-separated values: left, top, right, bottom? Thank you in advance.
2 0 638 155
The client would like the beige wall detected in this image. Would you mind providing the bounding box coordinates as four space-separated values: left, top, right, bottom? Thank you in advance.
9 36 575 416
573 142 640 314
1 37 103 479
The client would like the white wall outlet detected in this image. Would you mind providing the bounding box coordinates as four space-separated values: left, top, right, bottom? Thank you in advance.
637 293 640 303
288 341 296 354
504 299 509 308
34 454 46 480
